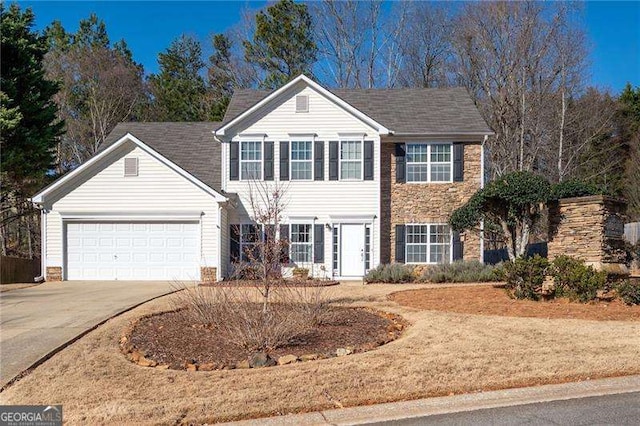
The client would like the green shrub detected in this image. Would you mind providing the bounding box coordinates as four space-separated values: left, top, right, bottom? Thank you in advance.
549 179 605 200
550 255 607 302
616 280 640 305
365 263 415 283
420 260 501 283
498 255 550 300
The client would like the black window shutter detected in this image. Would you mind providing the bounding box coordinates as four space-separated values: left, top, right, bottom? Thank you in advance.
314 224 324 263
230 225 240 263
314 141 324 180
329 141 339 180
452 231 464 261
395 224 406 263
364 140 374 180
453 143 464 182
263 142 274 180
279 224 290 263
279 141 289 180
395 143 406 183
229 142 239 181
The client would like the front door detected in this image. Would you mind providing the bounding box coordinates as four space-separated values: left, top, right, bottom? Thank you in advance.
340 224 365 277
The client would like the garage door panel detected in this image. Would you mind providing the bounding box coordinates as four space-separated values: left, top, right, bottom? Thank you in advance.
66 221 200 280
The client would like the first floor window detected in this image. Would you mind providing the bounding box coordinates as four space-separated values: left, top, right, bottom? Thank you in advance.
290 224 312 263
240 141 262 180
406 224 451 263
340 140 362 180
241 224 261 261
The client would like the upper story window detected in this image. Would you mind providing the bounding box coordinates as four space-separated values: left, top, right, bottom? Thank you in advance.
406 143 452 183
291 141 313 180
406 224 451 264
240 141 262 180
340 140 362 180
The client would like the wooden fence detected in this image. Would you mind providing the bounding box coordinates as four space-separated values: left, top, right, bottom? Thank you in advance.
625 222 640 245
1 256 41 284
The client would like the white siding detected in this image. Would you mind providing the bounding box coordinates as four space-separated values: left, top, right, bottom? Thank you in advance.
223 84 381 277
45 142 220 273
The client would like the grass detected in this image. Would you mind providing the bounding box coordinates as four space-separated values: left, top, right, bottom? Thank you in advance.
1 283 639 424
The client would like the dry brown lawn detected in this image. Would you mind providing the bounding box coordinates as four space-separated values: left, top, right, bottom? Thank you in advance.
1 282 640 425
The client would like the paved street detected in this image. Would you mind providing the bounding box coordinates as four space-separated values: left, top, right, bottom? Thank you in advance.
0 280 176 386
376 391 640 426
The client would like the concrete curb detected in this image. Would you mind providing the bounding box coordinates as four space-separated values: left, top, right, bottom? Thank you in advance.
0 287 179 392
226 375 640 425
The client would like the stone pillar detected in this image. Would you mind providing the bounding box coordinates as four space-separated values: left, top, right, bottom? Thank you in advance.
46 266 63 281
200 267 217 283
548 195 628 275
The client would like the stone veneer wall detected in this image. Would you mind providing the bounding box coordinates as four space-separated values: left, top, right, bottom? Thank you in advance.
46 266 62 282
548 195 628 273
380 142 483 263
200 267 218 283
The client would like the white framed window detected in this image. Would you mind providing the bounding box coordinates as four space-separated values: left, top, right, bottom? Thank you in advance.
240 141 262 180
291 141 313 180
240 224 262 261
340 140 363 180
406 143 452 183
406 224 451 264
290 224 312 263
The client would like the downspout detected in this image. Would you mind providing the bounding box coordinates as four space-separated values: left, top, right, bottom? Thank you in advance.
480 135 488 263
34 203 46 282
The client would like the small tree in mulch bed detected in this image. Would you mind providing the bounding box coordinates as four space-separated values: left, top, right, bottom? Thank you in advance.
175 180 332 354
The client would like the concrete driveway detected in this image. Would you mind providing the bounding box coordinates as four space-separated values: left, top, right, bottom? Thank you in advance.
0 280 177 387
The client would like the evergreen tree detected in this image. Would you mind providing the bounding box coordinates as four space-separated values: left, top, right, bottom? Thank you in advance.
208 34 235 121
244 0 317 89
148 35 208 121
1 4 63 196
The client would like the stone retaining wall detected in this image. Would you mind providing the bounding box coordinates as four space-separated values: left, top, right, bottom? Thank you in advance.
548 195 628 274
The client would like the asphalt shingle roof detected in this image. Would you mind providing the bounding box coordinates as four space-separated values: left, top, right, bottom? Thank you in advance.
222 87 492 135
102 122 221 191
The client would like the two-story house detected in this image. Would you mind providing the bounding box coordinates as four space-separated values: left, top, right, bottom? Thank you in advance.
32 75 492 282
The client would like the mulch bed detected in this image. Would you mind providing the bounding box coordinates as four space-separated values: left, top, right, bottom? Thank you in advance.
126 307 404 370
389 285 640 321
201 279 340 288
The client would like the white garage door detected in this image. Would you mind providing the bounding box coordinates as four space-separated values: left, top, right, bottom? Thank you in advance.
66 222 200 280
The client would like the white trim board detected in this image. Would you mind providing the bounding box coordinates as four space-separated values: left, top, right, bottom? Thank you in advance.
31 133 228 204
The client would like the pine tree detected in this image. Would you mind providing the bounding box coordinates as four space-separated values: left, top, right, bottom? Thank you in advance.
148 35 208 121
1 4 63 196
244 0 317 89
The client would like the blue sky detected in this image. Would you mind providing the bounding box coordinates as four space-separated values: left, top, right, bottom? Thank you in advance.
16 1 640 94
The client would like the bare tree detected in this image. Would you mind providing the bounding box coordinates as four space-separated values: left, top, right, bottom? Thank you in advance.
233 180 290 313
451 1 588 179
397 2 453 88
313 0 407 88
46 45 145 169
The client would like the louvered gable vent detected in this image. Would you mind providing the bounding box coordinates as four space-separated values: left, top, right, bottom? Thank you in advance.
295 95 309 113
124 157 138 176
